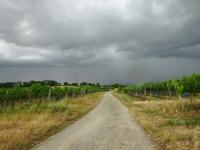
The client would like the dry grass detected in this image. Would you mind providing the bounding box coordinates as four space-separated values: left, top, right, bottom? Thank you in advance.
0 92 104 150
114 93 200 150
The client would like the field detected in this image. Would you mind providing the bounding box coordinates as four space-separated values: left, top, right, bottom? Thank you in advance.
0 92 104 150
114 92 200 150
0 74 199 150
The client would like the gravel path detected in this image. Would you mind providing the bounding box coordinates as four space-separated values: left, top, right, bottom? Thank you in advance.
32 92 156 150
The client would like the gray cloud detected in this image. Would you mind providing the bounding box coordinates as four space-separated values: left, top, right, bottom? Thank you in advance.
0 0 200 83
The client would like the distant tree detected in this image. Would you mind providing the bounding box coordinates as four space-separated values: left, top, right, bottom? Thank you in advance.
88 83 95 86
96 83 100 87
80 82 87 86
111 84 124 88
0 82 15 88
22 82 32 87
43 80 59 86
64 82 69 86
72 83 78 86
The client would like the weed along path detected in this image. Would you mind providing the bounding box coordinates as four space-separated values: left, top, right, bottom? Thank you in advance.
32 92 156 150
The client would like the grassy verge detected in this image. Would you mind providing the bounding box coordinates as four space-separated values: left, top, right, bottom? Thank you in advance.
0 92 104 150
113 92 200 150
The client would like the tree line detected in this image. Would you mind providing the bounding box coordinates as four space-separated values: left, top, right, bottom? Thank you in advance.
0 80 101 88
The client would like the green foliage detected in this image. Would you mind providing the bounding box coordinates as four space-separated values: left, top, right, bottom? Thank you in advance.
51 87 65 100
31 83 49 99
121 74 200 98
0 82 106 108
111 83 125 89
182 74 200 95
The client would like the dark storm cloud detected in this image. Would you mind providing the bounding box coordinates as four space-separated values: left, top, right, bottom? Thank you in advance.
0 0 200 83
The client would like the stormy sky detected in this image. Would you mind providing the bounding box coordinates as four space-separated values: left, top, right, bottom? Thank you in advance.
0 0 200 84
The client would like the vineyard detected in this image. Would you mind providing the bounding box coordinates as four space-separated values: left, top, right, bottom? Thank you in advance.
114 74 200 150
0 81 107 109
0 80 107 150
118 74 200 99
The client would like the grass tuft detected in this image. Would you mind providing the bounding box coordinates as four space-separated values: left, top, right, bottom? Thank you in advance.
27 103 67 113
167 117 200 127
178 102 200 112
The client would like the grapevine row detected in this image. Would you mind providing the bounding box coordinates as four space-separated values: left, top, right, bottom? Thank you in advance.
118 74 200 98
0 83 106 108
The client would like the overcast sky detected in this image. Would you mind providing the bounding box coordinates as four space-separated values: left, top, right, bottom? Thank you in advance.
0 0 200 84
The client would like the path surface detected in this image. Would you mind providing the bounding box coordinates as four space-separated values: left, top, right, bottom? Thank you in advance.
32 92 156 150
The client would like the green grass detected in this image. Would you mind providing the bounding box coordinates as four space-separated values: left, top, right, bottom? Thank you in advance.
27 103 67 113
0 101 68 113
167 117 200 126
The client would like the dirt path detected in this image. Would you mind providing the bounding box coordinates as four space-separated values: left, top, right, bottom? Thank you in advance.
32 92 156 150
